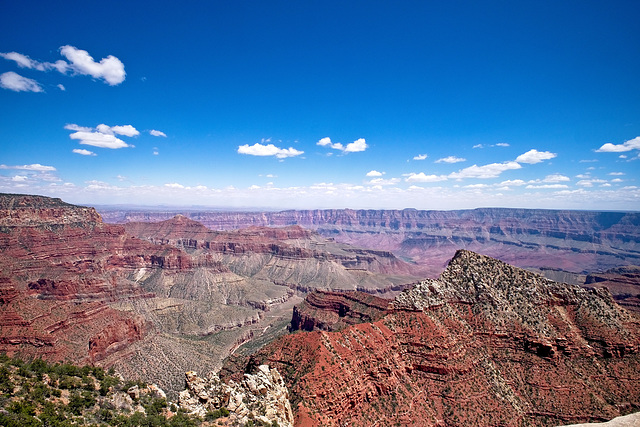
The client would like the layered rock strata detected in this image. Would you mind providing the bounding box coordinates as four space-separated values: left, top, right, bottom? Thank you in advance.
586 265 640 314
100 207 640 276
224 250 640 426
291 290 391 332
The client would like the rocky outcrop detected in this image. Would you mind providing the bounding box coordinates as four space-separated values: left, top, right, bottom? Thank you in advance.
179 365 293 427
291 290 391 332
100 207 640 276
586 265 640 314
223 250 640 426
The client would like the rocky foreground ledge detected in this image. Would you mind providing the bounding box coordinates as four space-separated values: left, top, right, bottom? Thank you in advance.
179 365 293 426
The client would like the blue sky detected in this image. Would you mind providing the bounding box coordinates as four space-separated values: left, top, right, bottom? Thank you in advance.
1 1 639 210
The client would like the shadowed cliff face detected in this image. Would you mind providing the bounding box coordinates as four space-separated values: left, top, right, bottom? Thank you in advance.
223 250 640 427
99 207 640 277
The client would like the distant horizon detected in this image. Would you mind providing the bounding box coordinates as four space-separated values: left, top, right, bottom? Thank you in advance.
1 2 639 211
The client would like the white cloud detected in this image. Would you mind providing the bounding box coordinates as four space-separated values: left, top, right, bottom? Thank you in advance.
611 178 623 183
525 184 569 189
404 172 448 183
11 175 27 182
367 177 400 186
0 71 43 92
541 174 570 183
317 137 367 153
577 178 607 188
164 183 185 189
515 149 557 164
472 144 484 149
609 172 625 176
57 84 65 91
59 45 125 85
1 47 125 86
238 142 304 159
72 148 97 156
65 124 138 149
69 131 130 149
464 184 489 189
596 137 640 153
495 143 510 147
344 138 367 153
366 170 384 177
0 163 56 171
110 125 139 137
449 161 521 179
413 154 428 160
0 52 42 69
150 130 167 137
499 179 527 186
64 124 92 132
435 156 466 164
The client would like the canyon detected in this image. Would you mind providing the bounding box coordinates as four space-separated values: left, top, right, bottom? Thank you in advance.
99 207 640 278
0 194 420 397
223 250 640 426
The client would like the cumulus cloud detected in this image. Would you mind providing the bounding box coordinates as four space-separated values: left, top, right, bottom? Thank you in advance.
449 161 521 179
150 130 167 137
0 71 43 92
0 163 56 171
345 138 368 153
65 123 138 149
596 137 640 153
59 45 125 85
541 174 570 183
238 142 304 159
1 47 125 86
164 183 185 189
366 170 384 177
404 172 448 183
72 148 97 156
435 156 466 164
11 175 27 182
317 137 368 153
515 149 557 164
413 154 428 160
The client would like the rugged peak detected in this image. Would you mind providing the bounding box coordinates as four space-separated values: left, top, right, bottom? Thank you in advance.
394 250 633 343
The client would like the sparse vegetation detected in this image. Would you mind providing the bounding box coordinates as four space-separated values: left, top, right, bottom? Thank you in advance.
0 354 203 426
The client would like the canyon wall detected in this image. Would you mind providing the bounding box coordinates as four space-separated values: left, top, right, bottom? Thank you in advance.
99 207 640 277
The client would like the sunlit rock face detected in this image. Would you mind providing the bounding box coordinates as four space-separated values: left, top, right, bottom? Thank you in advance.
179 365 294 427
223 250 640 427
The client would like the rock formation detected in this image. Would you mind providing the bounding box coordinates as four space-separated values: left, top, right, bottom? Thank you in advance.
179 365 293 427
223 250 640 426
99 207 640 277
291 290 391 332
586 265 640 314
